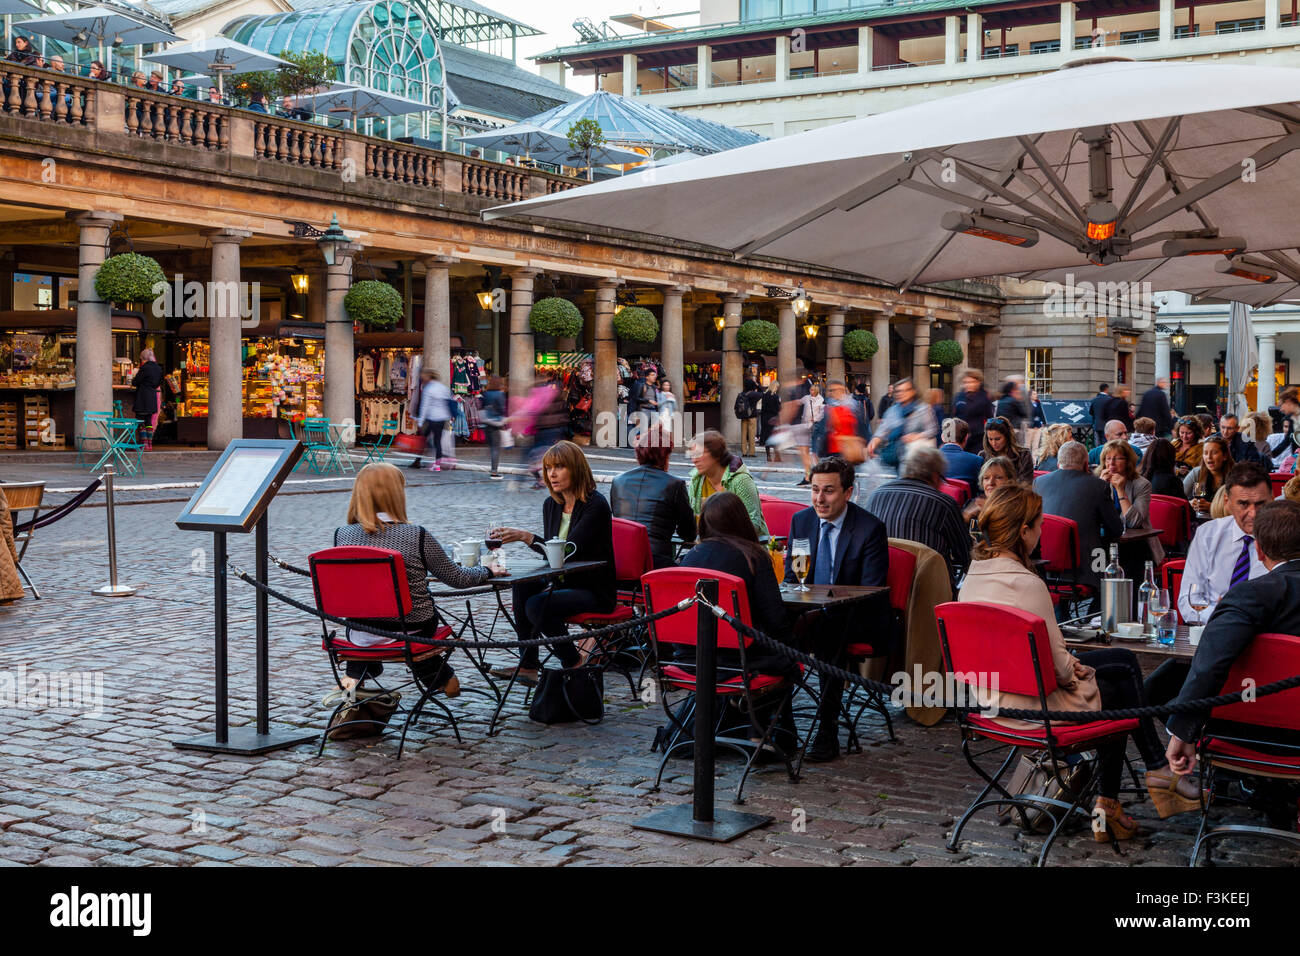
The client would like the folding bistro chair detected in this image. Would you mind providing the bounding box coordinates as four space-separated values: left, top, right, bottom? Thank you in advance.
1150 494 1193 558
309 545 466 757
642 567 806 803
1 481 44 599
562 517 655 697
299 417 340 474
1039 514 1096 618
840 544 911 748
1191 632 1300 866
76 411 113 468
934 601 1142 866
758 496 803 541
360 418 399 465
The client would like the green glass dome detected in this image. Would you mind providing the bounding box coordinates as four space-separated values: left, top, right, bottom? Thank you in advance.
225 0 446 110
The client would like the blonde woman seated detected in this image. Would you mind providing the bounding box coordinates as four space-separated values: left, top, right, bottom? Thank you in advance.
959 485 1201 840
962 456 1017 522
334 463 505 694
1034 423 1074 472
1095 439 1164 566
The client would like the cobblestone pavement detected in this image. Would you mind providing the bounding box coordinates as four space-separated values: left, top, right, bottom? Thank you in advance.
0 452 1292 866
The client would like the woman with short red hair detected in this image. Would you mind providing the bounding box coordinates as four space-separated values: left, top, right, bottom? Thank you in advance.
609 426 695 568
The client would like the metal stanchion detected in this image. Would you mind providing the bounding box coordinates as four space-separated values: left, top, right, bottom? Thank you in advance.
91 464 137 598
635 578 771 842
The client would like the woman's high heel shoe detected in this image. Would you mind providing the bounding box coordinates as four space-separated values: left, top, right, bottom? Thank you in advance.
1145 767 1203 818
1094 797 1141 842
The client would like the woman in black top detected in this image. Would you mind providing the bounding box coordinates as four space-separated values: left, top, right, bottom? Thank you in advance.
1139 438 1186 499
334 463 503 693
758 380 782 461
981 417 1034 483
131 349 165 449
609 428 695 569
676 492 794 676
491 441 616 684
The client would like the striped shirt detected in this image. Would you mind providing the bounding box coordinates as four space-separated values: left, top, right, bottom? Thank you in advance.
864 478 971 580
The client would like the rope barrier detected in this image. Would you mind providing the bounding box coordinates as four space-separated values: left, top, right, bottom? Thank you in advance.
13 478 102 535
228 560 694 651
696 597 1300 723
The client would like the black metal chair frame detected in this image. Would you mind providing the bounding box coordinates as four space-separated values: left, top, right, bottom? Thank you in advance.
937 614 1136 866
1191 730 1300 866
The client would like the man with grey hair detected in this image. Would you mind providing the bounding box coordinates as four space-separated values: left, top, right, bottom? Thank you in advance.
1034 440 1123 598
865 443 970 586
1088 418 1131 466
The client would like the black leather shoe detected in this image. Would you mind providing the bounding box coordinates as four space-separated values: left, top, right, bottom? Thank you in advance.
804 735 840 763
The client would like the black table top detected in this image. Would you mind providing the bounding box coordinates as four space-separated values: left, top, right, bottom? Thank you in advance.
779 583 889 610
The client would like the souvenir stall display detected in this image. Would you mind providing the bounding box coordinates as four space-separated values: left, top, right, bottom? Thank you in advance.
355 345 419 438
535 351 594 441
682 351 723 434
449 349 487 442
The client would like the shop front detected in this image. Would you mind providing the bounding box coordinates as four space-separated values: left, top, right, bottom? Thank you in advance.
0 310 145 451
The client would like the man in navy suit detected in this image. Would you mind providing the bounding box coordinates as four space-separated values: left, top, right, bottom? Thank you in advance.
784 456 890 762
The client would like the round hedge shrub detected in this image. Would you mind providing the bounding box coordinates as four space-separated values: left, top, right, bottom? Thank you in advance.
929 339 964 367
613 305 658 343
529 297 583 338
344 280 403 329
94 253 166 305
736 319 780 353
842 328 879 362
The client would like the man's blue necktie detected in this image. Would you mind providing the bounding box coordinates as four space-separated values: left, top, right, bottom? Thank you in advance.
814 521 834 585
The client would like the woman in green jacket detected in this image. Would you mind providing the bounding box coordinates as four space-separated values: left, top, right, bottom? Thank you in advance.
686 429 769 537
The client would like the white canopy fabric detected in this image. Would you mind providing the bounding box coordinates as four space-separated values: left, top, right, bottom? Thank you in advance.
1227 301 1259 420
292 82 433 120
0 0 41 16
144 37 288 77
18 5 179 47
459 123 645 167
486 58 1300 292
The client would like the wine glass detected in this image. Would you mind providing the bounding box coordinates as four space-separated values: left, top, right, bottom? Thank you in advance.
790 538 811 592
485 523 503 553
1148 588 1173 646
1187 584 1209 627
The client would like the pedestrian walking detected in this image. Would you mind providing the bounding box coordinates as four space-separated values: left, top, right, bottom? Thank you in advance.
411 369 453 472
480 375 508 479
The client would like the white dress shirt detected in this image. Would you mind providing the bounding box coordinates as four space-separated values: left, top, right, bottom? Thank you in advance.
1177 514 1267 622
813 506 849 583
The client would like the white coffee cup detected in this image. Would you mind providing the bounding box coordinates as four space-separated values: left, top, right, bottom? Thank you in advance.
457 540 481 567
1116 622 1144 639
544 537 577 570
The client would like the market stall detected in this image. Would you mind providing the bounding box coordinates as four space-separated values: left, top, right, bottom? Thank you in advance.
682 350 722 434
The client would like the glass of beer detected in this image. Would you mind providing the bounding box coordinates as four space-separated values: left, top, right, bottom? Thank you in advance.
791 538 811 592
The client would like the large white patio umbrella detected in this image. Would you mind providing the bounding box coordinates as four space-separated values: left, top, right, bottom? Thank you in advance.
459 123 645 170
486 57 1300 292
1226 301 1259 419
19 5 178 73
292 82 433 128
145 37 288 96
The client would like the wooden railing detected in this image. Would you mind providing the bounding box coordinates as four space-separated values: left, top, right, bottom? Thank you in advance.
0 62 585 203
1 66 91 125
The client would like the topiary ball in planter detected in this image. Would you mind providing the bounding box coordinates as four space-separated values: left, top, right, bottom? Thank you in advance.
736 319 780 353
612 305 658 343
842 329 879 362
529 297 583 339
94 253 167 306
929 339 964 367
344 280 403 329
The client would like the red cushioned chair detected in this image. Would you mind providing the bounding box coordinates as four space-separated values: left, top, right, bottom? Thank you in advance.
1150 494 1193 557
309 545 463 757
1162 559 1187 625
563 517 655 696
1034 470 1048 479
759 496 804 541
1191 633 1300 865
839 545 911 750
642 567 807 803
934 601 1142 866
942 478 971 505
1270 472 1291 500
1039 514 1095 618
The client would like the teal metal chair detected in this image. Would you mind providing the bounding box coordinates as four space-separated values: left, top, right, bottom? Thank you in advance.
101 418 143 475
76 411 113 468
361 419 399 465
299 417 340 474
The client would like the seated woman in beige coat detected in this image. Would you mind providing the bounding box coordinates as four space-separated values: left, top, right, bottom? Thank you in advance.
959 485 1200 840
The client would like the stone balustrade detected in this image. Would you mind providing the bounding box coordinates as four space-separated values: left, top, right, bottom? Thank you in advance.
1 65 91 125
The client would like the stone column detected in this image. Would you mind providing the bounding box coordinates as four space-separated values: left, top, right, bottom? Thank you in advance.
1266 0 1281 31
1062 2 1076 49
206 228 252 450
871 312 892 420
697 45 711 89
323 240 361 432
1155 330 1171 386
983 327 1001 385
826 309 846 384
775 34 789 82
945 15 961 64
422 256 455 386
661 284 688 418
777 303 797 384
1258 332 1277 412
721 294 744 445
622 53 636 97
684 306 699 351
508 268 538 409
954 322 972 388
858 26 873 73
912 316 932 390
72 211 122 441
593 278 621 447
966 13 982 63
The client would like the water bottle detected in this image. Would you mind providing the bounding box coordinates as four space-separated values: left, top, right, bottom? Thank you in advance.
1104 544 1121 580
1138 561 1157 636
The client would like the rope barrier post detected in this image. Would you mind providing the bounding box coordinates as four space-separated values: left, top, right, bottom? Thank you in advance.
634 579 771 842
91 464 136 598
